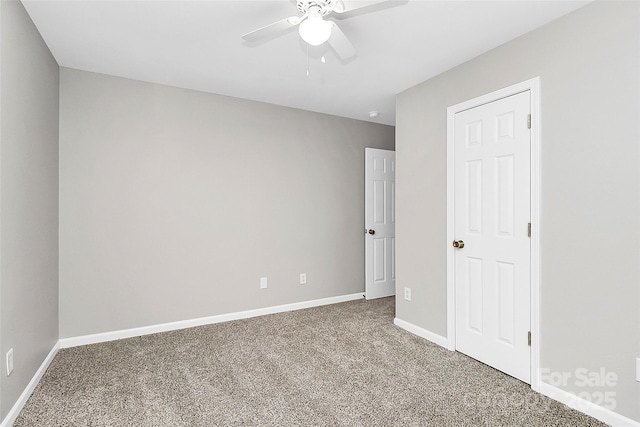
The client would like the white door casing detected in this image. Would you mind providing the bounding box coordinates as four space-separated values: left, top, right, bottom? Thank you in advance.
365 148 396 300
453 90 531 383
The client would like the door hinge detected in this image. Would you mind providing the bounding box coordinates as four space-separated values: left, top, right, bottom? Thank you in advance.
527 331 531 346
527 223 531 237
527 114 531 129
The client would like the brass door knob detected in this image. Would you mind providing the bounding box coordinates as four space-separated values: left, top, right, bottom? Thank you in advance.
452 240 465 249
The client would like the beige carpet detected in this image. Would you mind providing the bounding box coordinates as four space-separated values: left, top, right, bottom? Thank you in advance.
15 297 606 426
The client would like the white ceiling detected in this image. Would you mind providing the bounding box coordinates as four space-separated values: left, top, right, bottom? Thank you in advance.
22 0 592 126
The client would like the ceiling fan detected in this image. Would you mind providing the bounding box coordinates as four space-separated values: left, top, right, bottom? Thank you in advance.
241 0 393 60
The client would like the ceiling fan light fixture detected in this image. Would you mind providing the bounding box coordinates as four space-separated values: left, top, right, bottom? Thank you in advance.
298 13 333 46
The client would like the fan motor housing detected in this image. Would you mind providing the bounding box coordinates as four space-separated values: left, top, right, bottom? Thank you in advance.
297 0 338 16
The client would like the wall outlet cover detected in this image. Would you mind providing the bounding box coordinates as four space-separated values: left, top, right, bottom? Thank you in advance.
6 348 14 376
299 273 307 285
404 287 411 301
636 357 640 382
260 277 268 289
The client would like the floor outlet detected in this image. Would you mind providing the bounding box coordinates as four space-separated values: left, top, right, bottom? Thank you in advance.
6 348 13 376
404 287 411 301
299 273 307 285
260 277 268 289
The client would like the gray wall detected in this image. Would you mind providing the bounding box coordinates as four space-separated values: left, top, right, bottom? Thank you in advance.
395 0 639 421
59 68 395 338
0 0 59 420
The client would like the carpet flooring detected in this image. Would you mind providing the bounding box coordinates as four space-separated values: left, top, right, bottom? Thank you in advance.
15 297 606 426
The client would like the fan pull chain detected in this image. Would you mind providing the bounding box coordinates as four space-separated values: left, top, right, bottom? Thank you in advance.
306 47 326 77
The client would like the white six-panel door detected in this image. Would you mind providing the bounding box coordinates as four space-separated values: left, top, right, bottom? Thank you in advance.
453 91 531 383
365 148 396 300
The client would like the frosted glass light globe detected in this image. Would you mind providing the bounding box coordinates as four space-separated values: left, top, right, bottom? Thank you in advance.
299 15 332 46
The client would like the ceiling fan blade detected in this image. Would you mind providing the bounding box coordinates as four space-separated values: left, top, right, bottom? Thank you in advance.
328 23 357 60
241 17 301 42
332 0 391 14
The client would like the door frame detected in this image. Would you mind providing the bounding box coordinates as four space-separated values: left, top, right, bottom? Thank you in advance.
446 77 541 391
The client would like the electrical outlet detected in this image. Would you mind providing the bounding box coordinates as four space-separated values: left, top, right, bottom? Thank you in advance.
299 273 307 285
636 358 640 382
404 287 411 301
260 277 268 289
6 348 14 376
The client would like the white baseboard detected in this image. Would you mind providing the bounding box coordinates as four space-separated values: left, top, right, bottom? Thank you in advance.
60 293 364 349
1 341 60 427
393 317 450 349
537 379 639 426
